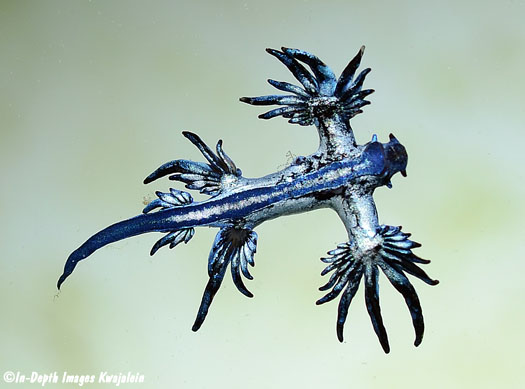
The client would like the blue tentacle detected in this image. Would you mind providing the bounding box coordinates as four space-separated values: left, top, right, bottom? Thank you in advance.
240 46 375 127
144 132 242 196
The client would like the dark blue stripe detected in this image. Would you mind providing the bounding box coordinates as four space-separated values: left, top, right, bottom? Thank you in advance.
164 145 384 227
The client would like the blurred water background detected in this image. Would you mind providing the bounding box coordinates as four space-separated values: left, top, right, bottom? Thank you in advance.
1 1 524 388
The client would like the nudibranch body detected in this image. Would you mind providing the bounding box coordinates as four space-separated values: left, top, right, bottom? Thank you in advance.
58 46 438 353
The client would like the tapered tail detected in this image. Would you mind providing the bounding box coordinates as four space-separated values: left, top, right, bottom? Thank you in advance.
58 188 199 290
57 208 191 290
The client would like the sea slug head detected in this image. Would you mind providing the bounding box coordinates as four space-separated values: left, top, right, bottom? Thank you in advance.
383 133 408 179
360 133 408 189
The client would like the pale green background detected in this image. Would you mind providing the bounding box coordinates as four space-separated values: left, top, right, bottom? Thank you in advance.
1 1 524 388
